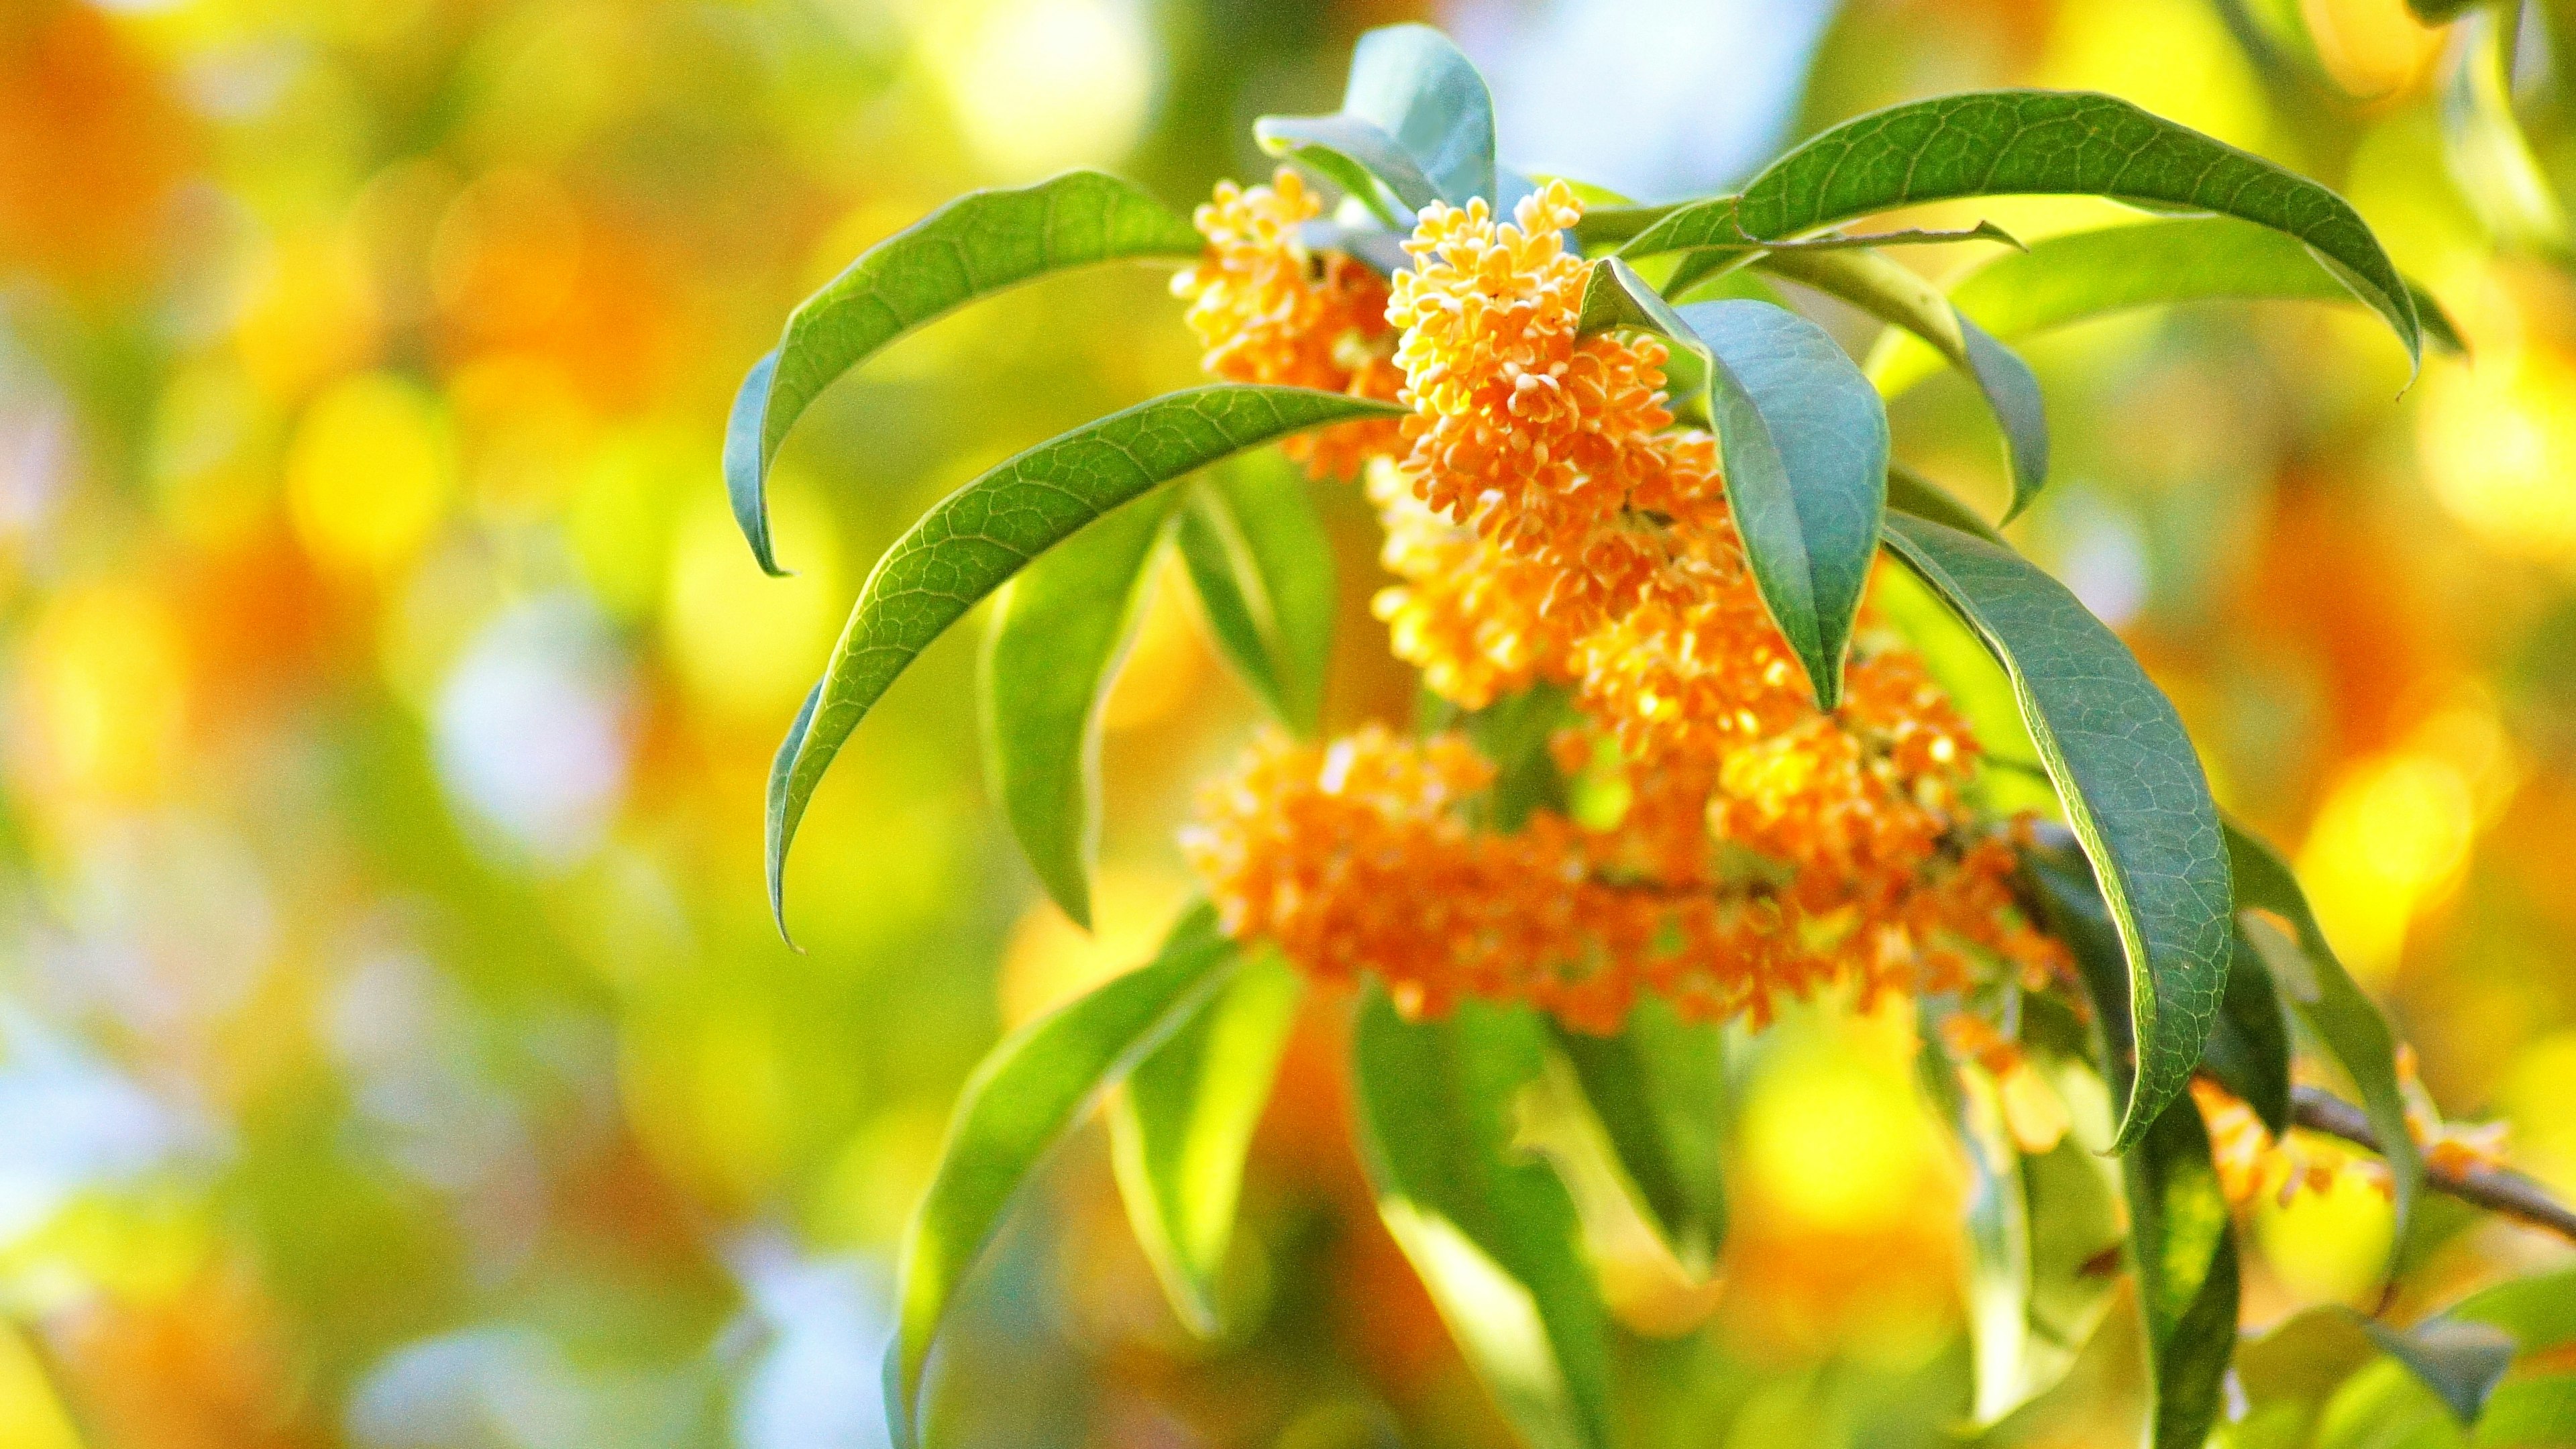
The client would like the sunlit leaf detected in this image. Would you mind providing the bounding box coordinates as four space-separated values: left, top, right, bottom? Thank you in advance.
2440 5 2569 254
886 904 1238 1444
1885 463 2006 545
1622 91 2422 372
1885 513 2231 1148
1758 248 2048 517
726 172 1204 575
2225 820 2424 1255
1867 216 2469 397
1175 455 1337 735
1551 1004 1728 1276
1919 1006 2036 1424
1678 299 1889 710
979 492 1177 928
2124 1095 2241 1449
1256 23 1497 210
2453 1263 2576 1351
1109 949 1303 1336
767 384 1403 939
2200 920 2294 1133
1353 992 1613 1449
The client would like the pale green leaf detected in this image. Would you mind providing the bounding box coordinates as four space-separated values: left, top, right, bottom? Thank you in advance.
2442 5 2569 253
767 384 1403 939
1175 455 1338 735
886 904 1238 1444
1110 950 1303 1336
727 172 1203 574
1884 514 2231 1148
979 492 1177 928
1256 23 1497 210
1551 1004 1728 1275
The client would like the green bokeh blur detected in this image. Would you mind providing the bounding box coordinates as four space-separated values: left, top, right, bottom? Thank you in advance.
1 1 2571 1445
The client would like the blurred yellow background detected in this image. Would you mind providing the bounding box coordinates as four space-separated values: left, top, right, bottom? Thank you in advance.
1 0 2571 1445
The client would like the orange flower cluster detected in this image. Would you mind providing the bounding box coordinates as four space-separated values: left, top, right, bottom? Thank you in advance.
1172 168 1403 477
1177 172 2062 1033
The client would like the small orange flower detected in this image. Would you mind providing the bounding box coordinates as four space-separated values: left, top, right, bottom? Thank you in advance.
1174 168 1402 476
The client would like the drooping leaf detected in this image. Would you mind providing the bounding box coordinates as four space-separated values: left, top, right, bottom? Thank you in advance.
1678 299 1890 710
2124 1094 2241 1449
1257 23 1497 210
1867 216 2467 396
1352 992 1613 1449
2224 820 2424 1254
1551 1004 1729 1276
1175 454 1338 735
1758 248 2049 517
886 904 1238 1444
767 384 1403 938
1919 1004 2037 1424
1255 113 1440 222
1109 949 1304 1336
2200 920 2294 1133
726 172 1203 574
979 492 1177 928
1884 513 2231 1148
2441 5 2569 254
1621 91 2422 371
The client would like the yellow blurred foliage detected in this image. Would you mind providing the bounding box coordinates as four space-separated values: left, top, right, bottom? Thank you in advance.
15 582 189 803
284 372 453 578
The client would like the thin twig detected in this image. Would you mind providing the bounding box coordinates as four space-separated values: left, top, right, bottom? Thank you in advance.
2290 1084 2576 1245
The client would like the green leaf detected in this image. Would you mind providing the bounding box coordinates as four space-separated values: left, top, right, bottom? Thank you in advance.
1884 513 2231 1149
2201 920 2294 1133
1551 1003 1729 1275
1621 91 2422 372
1867 216 2469 397
2363 1318 2517 1425
2478 1375 2576 1446
767 384 1403 940
726 172 1203 575
2124 1094 2242 1449
1175 454 1338 735
2441 5 2569 253
1464 684 1578 833
1678 299 1890 710
2410 0 2492 19
1758 247 2049 518
1919 1004 2037 1424
1352 993 1613 1449
1109 949 1304 1336
1576 258 1716 426
2453 1264 2576 1352
2224 820 2424 1255
886 904 1238 1443
1256 23 1497 210
979 492 1177 929
1886 463 2007 546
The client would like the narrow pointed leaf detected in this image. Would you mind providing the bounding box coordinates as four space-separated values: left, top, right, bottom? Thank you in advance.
2125 1096 2242 1449
1919 1008 2036 1424
1353 994 1613 1449
1760 247 2049 517
1175 455 1338 735
2200 920 2294 1133
1257 23 1497 210
1884 513 2231 1148
1621 91 2421 371
2224 820 2424 1255
1678 299 1888 710
727 172 1204 574
980 492 1177 928
767 385 1403 938
1551 1004 1729 1275
887 904 1238 1442
1868 216 2467 397
1110 950 1303 1337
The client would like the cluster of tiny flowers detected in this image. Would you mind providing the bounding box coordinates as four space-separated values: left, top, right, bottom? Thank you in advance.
1171 168 1404 478
2192 1053 2513 1211
1175 172 2062 1032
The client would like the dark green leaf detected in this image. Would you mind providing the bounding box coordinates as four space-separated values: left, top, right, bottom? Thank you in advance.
887 904 1238 1442
1884 513 2231 1148
2201 920 2294 1133
2224 820 2424 1254
1353 993 1612 1449
1552 1003 1728 1274
2410 0 2493 19
1757 248 2049 517
2125 1095 2241 1449
1257 23 1497 210
1678 299 1890 710
767 384 1403 939
1175 454 1338 735
1622 91 2422 372
727 172 1203 575
1868 216 2467 396
979 492 1177 928
1109 949 1303 1336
